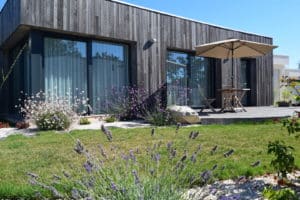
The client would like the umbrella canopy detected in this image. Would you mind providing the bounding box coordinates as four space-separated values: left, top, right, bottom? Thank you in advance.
195 39 277 59
195 39 277 88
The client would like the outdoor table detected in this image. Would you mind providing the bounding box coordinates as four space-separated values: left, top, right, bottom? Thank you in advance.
218 88 250 112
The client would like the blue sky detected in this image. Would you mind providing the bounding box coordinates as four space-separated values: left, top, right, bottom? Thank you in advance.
1 0 299 68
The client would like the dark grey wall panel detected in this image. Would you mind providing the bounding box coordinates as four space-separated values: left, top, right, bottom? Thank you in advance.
0 0 21 45
0 50 10 114
1 0 274 106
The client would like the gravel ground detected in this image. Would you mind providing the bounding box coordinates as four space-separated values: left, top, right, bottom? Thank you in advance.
184 171 300 200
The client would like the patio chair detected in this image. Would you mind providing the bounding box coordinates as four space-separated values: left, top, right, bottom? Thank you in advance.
198 86 216 113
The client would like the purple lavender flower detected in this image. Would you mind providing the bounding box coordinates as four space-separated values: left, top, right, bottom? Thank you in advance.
211 145 218 155
129 150 136 162
63 171 71 178
191 131 199 139
200 170 212 183
170 148 177 159
121 153 129 161
83 161 93 173
224 149 235 157
196 144 202 154
151 128 155 136
71 188 82 199
181 155 187 162
149 169 155 176
53 174 61 180
27 172 39 179
154 153 161 162
212 164 218 171
175 123 181 133
111 182 118 191
251 160 261 167
98 145 108 159
101 124 113 141
190 153 197 163
74 140 85 154
132 170 140 185
189 131 194 139
167 141 173 151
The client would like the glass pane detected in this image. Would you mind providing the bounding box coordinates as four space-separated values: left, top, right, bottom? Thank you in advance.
240 59 250 105
91 41 129 114
166 51 188 106
190 56 210 107
10 43 29 113
44 38 87 103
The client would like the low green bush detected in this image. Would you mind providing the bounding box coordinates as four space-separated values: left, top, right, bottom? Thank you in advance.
144 109 175 126
263 187 298 200
79 117 91 125
105 116 117 123
36 111 71 131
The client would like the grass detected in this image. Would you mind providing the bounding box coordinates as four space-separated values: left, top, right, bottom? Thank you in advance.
0 122 299 198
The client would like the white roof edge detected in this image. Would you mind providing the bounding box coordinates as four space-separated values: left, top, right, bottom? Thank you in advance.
274 55 289 58
111 0 273 40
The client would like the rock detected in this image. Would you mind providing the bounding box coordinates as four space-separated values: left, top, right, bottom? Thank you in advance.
167 105 200 124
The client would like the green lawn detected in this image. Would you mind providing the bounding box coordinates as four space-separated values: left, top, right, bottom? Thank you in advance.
0 122 299 198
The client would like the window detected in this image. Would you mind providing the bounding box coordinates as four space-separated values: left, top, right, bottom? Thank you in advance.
166 51 214 108
91 41 129 113
44 38 88 103
43 37 129 114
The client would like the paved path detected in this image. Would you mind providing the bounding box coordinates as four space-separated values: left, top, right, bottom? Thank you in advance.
0 120 151 140
199 106 299 124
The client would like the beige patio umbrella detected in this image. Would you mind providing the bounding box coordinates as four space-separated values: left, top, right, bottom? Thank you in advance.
195 39 277 88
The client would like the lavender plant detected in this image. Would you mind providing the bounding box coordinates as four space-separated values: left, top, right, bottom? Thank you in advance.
18 91 89 130
102 86 149 120
27 127 236 199
102 85 176 126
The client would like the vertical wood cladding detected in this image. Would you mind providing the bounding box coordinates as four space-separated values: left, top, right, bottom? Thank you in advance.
1 0 274 106
0 0 20 45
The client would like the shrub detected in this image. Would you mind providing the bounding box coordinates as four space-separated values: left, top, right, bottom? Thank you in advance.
267 140 295 178
36 111 71 131
103 86 149 120
15 121 29 129
282 117 300 138
263 187 298 200
79 117 91 125
0 122 10 128
18 91 89 131
144 109 175 126
104 116 117 123
27 127 236 199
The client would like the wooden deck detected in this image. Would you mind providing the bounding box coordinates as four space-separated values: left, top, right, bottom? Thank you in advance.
198 106 299 125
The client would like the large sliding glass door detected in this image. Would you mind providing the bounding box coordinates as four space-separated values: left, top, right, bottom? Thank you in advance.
44 38 88 102
189 57 211 107
166 51 213 108
43 37 129 114
166 52 189 105
91 41 129 113
240 59 251 105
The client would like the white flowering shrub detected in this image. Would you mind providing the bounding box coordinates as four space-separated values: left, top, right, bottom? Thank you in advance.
18 91 89 131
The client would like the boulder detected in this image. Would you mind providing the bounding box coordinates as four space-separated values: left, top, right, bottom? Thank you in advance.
167 105 200 124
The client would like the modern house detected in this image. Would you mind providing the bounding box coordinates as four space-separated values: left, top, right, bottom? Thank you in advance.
0 0 274 117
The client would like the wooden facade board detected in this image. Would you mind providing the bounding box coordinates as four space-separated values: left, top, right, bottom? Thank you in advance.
0 0 274 106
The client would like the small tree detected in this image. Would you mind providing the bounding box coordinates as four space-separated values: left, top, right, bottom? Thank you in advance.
267 140 295 178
